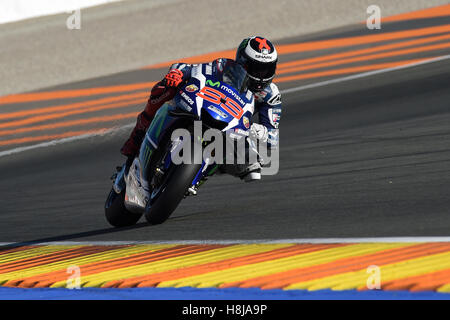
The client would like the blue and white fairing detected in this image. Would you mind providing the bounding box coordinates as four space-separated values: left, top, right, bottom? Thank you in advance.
173 60 255 137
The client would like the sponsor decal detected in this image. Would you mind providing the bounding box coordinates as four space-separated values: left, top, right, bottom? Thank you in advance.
267 93 281 106
243 116 250 129
181 91 194 105
206 79 221 88
205 65 213 75
220 85 245 106
272 113 280 123
185 84 198 92
246 90 253 101
192 65 202 78
208 105 228 119
196 86 244 119
234 128 249 136
179 100 192 111
254 54 274 60
268 108 281 128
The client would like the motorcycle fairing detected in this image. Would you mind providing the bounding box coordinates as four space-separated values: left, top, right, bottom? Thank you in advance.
126 61 256 209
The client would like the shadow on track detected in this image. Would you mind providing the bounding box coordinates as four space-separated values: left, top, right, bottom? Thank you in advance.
0 222 151 251
0 210 213 251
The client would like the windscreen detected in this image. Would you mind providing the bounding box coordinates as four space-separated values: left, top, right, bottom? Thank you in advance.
220 60 249 94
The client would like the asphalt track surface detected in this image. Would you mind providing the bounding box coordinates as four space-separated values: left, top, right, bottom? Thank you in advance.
0 14 449 244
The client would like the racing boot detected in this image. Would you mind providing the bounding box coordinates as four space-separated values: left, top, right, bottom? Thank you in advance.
239 162 262 182
123 157 151 212
220 162 262 182
115 111 153 194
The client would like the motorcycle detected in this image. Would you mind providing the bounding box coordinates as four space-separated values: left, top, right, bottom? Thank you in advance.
105 60 257 227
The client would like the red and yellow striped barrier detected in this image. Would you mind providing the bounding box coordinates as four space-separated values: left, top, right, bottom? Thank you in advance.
1 243 449 292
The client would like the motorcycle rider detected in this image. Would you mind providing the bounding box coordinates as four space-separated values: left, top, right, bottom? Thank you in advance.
120 36 281 182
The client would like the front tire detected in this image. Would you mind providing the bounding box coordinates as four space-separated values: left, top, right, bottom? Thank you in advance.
144 122 202 225
105 188 143 227
144 162 202 225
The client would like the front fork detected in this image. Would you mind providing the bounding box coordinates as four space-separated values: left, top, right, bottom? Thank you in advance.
187 157 220 195
138 103 180 185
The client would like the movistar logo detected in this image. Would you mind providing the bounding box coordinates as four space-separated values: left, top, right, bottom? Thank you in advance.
220 85 245 106
206 80 220 88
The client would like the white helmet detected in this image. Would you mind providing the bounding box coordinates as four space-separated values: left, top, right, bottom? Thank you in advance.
236 36 278 92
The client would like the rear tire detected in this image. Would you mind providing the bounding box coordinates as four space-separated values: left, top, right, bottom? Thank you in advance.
105 188 143 227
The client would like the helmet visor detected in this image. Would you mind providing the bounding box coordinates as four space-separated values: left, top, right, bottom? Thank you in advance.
246 59 277 82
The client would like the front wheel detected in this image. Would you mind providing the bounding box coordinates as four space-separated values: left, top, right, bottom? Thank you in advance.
105 188 143 227
144 162 202 225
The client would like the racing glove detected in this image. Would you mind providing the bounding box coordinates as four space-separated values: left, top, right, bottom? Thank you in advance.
249 123 269 143
164 69 184 87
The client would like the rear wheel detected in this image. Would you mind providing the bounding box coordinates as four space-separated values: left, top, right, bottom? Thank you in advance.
105 188 143 227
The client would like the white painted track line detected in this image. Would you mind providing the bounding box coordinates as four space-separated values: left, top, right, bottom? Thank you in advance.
0 124 134 158
280 54 450 94
2 237 450 246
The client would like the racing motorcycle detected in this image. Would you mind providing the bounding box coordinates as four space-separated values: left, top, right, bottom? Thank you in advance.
105 60 257 227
